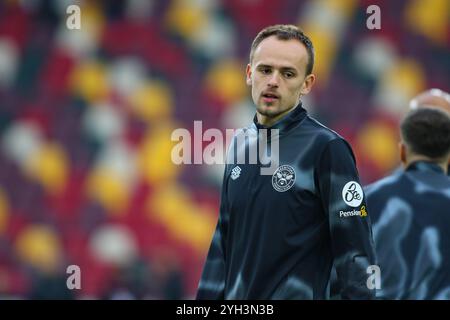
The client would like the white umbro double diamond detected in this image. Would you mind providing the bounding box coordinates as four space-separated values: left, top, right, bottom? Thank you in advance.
231 166 242 180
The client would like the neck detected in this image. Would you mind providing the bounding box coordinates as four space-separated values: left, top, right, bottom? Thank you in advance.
257 103 298 127
404 155 448 174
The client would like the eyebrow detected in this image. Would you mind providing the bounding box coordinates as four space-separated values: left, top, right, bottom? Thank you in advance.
257 64 298 73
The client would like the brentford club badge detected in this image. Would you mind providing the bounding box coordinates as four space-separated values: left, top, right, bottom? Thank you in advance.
272 165 296 192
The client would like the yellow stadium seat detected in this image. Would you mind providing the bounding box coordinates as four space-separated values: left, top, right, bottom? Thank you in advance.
205 60 247 105
129 80 173 123
24 143 68 196
0 188 9 235
15 224 62 273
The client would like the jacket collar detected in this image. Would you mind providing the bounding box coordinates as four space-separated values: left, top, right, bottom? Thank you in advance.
406 161 445 174
252 102 307 134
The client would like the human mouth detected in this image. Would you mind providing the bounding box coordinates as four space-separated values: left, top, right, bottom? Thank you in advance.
261 92 279 103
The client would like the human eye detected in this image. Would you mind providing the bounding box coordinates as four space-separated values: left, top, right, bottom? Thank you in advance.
259 67 271 75
283 71 295 78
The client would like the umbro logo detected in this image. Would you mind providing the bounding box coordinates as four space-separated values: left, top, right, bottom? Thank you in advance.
231 166 242 180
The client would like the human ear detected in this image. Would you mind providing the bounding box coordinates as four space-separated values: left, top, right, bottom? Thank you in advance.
246 64 252 86
399 142 407 166
300 73 316 95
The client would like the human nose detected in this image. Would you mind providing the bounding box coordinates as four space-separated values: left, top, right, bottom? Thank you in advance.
267 71 280 87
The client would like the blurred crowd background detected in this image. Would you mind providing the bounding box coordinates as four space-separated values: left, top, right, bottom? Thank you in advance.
0 0 448 299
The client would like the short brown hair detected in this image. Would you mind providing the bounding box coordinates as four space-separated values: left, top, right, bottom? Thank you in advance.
249 24 315 76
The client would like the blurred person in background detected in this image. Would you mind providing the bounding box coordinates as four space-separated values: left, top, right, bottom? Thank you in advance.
409 88 450 114
365 107 450 299
197 24 376 300
409 88 450 175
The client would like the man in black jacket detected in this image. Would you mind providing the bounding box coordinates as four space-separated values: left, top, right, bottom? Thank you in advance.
197 24 376 299
365 107 450 299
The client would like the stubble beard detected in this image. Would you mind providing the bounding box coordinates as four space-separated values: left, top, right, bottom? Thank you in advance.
256 99 282 118
257 100 296 119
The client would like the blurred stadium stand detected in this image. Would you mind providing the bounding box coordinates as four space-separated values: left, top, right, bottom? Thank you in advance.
0 0 448 299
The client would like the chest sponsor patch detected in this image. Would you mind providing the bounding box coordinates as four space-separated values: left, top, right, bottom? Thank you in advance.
272 165 296 192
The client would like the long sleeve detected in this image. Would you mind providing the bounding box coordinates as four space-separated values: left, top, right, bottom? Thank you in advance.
196 168 229 299
317 138 377 299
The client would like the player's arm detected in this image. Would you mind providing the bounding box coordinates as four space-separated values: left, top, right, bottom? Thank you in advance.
317 138 377 299
196 168 229 300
